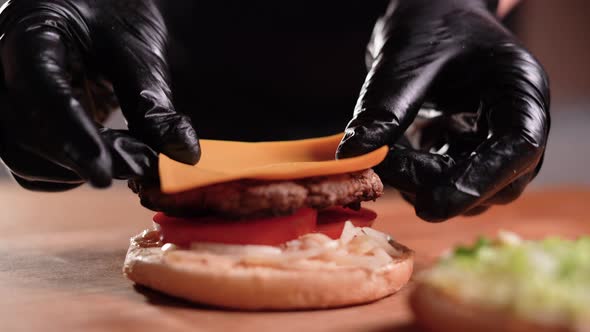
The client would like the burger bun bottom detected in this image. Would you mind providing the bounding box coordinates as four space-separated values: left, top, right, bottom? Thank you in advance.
124 230 414 310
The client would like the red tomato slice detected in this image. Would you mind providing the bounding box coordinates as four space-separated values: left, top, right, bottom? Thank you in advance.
153 208 317 246
315 207 377 239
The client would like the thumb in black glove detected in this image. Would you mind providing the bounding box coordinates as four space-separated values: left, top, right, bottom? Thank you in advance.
0 0 200 191
337 0 550 222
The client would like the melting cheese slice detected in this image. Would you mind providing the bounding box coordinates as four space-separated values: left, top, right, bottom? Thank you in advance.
159 133 388 193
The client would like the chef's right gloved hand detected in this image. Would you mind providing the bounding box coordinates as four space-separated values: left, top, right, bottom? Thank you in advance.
0 0 200 191
336 0 550 222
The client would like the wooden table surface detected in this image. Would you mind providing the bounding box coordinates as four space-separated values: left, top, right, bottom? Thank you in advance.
1 183 589 332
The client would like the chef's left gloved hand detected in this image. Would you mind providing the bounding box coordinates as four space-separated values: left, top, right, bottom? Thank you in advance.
0 0 200 192
337 0 550 222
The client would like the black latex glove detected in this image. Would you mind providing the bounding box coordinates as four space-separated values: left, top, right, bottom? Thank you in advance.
0 0 200 191
337 0 550 222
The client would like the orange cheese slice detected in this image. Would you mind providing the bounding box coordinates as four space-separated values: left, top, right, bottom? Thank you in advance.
159 133 388 193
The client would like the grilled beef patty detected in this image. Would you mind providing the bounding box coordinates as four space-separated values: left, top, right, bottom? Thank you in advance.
130 169 383 218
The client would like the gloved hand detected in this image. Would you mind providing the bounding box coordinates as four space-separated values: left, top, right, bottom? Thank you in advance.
337 0 550 222
0 0 200 191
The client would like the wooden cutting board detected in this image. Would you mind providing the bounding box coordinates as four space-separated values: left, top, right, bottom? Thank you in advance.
0 183 588 332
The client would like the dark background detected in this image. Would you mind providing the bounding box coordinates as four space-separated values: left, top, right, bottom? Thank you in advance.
0 0 588 187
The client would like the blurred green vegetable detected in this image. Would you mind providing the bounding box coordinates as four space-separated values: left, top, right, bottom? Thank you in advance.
422 233 590 326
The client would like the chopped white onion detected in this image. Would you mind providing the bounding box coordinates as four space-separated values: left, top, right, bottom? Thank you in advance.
340 220 362 244
190 242 282 256
241 247 327 266
278 247 328 261
285 233 337 251
362 227 391 242
347 235 379 255
185 222 399 268
360 228 401 256
326 250 391 269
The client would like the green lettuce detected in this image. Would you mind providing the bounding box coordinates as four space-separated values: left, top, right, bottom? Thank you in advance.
423 233 590 326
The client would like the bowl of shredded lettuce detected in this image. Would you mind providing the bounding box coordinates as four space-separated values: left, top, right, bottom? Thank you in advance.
420 231 590 327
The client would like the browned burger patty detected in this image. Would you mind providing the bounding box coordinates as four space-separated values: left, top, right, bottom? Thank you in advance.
130 169 383 218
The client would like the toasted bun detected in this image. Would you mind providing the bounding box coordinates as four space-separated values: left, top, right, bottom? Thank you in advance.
410 282 574 332
124 230 413 310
